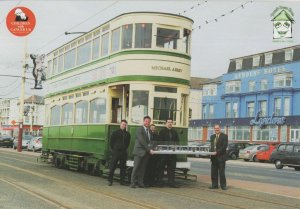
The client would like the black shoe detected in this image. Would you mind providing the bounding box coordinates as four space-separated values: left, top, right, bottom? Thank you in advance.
221 186 227 190
138 184 145 188
209 186 218 189
169 183 179 188
120 182 129 186
108 182 112 186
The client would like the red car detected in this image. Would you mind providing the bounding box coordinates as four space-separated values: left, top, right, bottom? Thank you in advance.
256 144 277 162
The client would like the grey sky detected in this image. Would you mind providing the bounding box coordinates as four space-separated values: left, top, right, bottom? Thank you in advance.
0 0 299 98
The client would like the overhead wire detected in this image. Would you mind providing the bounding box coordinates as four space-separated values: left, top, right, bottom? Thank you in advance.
33 1 119 54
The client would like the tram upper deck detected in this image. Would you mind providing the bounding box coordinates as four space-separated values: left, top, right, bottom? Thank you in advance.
45 12 193 128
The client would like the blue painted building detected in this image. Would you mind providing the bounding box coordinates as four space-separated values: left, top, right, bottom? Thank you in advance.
190 45 300 143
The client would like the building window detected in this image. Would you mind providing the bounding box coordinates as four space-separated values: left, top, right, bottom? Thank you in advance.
248 81 255 92
101 33 109 56
226 102 231 118
253 55 260 67
274 73 292 88
233 102 238 118
247 102 255 117
225 80 241 93
285 49 293 61
111 27 120 53
259 100 267 117
228 126 250 141
284 97 290 116
75 101 88 124
50 106 60 125
203 84 217 96
274 98 281 116
122 24 133 49
208 104 214 119
261 79 268 90
89 98 106 123
254 125 277 141
156 28 179 49
62 103 73 124
92 37 100 60
77 41 91 65
202 104 207 119
53 57 58 75
188 127 202 142
265 53 273 65
64 49 76 70
236 59 242 70
135 23 152 48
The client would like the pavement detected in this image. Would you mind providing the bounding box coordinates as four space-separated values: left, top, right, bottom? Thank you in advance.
189 157 300 200
2 148 300 201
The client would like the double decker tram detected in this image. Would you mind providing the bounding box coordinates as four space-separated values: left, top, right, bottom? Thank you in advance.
43 12 193 176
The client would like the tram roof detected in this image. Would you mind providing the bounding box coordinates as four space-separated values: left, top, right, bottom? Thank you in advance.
47 11 194 55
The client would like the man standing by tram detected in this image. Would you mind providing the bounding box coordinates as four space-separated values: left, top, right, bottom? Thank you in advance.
159 118 179 188
209 124 228 190
108 120 131 186
130 116 153 188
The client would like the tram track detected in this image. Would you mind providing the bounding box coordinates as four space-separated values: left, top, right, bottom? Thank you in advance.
150 185 299 209
1 150 299 209
0 177 71 209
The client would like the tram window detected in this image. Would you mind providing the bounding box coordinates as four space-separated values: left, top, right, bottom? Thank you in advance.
183 29 191 53
153 97 177 124
50 106 60 125
131 91 149 124
155 86 177 93
58 55 64 73
77 41 91 66
47 60 52 76
92 37 100 60
62 103 73 124
156 28 179 49
89 98 106 123
122 24 133 49
75 101 88 124
111 27 120 53
64 48 76 70
135 23 152 48
53 57 58 75
101 33 109 56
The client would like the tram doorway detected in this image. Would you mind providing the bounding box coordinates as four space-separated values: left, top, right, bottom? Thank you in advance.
109 85 129 123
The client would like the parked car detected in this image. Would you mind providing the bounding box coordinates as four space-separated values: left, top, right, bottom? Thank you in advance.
239 144 268 162
13 135 33 149
256 144 278 162
270 143 300 171
27 137 42 152
226 142 256 160
0 135 14 148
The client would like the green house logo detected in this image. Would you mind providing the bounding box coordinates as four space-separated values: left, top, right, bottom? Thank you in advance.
271 6 294 39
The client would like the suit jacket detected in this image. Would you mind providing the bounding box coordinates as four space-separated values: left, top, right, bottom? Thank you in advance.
210 132 228 162
159 128 179 145
132 126 151 157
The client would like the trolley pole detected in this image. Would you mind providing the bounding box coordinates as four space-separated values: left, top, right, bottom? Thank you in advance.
17 38 27 152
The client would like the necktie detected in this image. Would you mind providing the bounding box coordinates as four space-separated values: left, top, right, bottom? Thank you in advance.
146 129 150 141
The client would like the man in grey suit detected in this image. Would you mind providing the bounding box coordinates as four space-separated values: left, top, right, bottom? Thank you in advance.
130 116 154 188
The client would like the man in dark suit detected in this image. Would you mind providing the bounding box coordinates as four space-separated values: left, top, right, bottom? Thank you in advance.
144 124 160 187
209 124 228 190
130 116 153 188
159 118 179 188
108 120 130 186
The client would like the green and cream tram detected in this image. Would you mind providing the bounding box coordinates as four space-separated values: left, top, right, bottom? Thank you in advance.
43 12 193 174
